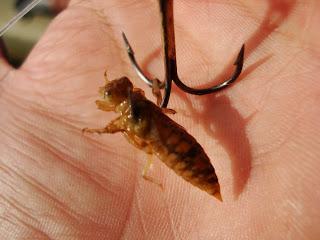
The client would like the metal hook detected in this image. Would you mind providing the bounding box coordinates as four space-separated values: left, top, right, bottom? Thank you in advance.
122 0 245 108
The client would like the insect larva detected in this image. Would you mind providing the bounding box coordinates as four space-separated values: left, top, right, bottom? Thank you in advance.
83 76 221 200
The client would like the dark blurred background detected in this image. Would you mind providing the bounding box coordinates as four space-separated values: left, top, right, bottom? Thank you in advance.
0 0 68 67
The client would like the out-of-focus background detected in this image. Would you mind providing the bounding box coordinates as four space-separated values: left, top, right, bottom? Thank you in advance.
0 0 68 67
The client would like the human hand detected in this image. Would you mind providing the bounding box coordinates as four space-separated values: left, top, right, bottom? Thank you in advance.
1 0 319 239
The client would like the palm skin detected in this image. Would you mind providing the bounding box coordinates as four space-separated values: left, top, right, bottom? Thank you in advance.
1 0 320 239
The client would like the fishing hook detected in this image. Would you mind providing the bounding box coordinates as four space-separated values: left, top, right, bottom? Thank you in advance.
122 0 245 108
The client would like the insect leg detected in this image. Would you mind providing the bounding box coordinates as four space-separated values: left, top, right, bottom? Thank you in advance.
161 108 176 114
95 100 115 111
82 117 123 134
142 155 164 189
122 133 164 189
152 78 163 106
82 127 109 134
151 78 175 114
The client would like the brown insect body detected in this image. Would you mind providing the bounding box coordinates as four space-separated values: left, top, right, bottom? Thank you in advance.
85 76 221 200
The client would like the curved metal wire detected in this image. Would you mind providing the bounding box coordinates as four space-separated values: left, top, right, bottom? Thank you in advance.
172 44 245 95
122 0 245 107
122 33 165 89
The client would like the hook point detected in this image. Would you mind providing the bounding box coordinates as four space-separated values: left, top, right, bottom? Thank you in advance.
121 31 134 55
234 44 245 65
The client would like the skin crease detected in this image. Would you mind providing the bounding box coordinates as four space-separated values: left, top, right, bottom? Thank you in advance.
0 0 320 239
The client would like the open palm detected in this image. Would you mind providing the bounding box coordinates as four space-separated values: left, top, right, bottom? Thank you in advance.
1 0 319 239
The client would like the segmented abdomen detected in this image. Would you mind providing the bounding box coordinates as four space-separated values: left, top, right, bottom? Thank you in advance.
152 112 221 200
